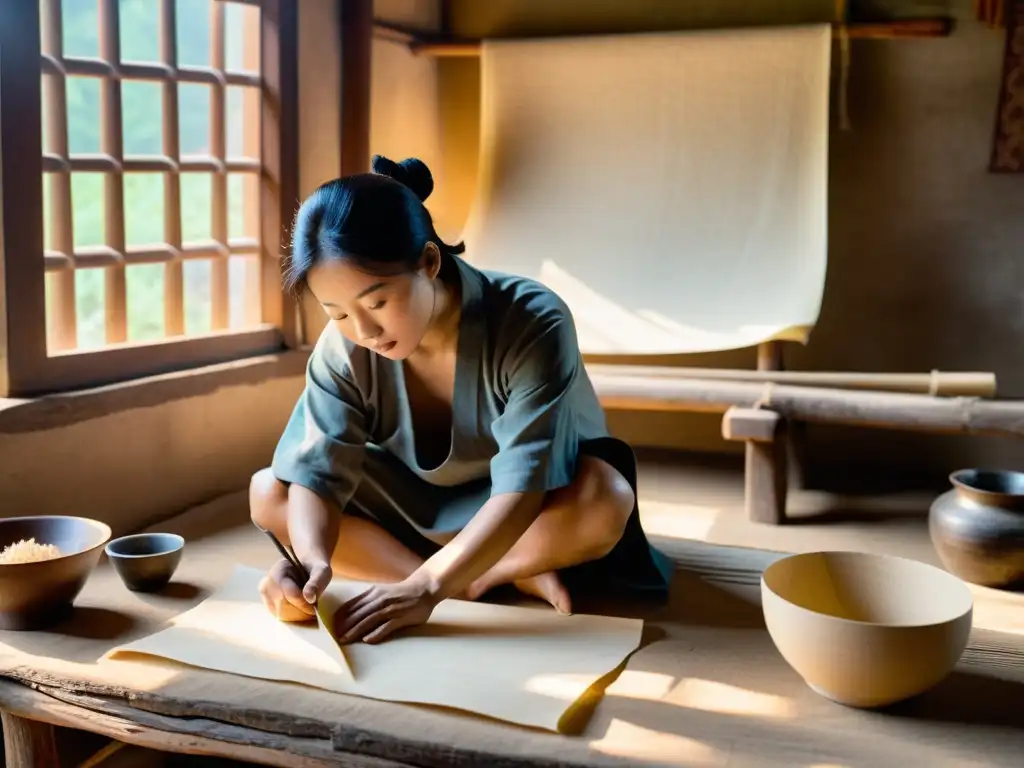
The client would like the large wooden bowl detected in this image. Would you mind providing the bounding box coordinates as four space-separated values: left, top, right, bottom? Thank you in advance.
761 550 973 708
0 516 112 630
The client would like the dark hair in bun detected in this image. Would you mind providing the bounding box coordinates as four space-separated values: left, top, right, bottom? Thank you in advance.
284 154 463 296
370 154 433 202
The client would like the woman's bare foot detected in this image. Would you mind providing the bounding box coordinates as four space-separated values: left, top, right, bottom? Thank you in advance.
514 571 572 615
460 571 571 614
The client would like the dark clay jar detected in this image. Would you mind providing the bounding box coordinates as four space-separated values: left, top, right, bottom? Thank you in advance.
929 469 1024 589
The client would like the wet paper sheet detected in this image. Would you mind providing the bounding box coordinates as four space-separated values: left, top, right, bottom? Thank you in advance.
459 25 832 355
104 565 644 732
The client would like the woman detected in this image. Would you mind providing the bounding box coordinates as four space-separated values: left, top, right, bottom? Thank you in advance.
253 155 671 645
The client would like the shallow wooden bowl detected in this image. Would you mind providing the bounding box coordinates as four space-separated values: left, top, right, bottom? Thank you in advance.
0 515 112 631
761 550 973 708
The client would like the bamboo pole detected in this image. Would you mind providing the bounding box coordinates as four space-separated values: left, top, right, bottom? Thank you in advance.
584 364 997 398
375 17 955 57
587 372 1024 439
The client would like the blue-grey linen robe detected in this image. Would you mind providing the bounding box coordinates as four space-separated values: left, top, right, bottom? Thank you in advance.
271 255 671 597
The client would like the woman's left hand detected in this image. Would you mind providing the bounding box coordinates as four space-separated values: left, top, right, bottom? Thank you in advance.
332 576 440 644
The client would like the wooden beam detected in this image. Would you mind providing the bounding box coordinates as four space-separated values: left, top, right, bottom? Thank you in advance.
374 17 956 57
0 0 47 396
439 0 453 36
260 0 300 349
339 0 373 176
587 372 1024 440
757 340 784 373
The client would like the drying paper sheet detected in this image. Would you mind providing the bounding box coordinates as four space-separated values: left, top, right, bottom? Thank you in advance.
460 25 832 355
104 565 644 732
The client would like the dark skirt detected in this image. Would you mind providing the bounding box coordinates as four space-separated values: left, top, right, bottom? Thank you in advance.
345 437 673 602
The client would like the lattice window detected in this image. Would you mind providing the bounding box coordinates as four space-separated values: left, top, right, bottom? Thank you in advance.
0 0 298 397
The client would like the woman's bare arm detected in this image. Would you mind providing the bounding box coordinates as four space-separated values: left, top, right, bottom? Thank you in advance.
285 483 340 601
411 490 546 600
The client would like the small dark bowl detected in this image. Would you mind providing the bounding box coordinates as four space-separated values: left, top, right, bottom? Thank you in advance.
0 516 112 631
105 533 185 593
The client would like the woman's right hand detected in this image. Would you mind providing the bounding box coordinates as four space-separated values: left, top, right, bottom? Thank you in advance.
258 557 333 622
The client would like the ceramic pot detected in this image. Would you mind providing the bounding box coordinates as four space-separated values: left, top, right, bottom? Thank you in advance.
929 469 1024 589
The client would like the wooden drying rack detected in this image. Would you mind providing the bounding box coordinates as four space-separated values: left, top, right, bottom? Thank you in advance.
373 17 955 56
369 13 961 527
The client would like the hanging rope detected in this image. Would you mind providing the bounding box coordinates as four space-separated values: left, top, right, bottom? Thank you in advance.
835 0 852 131
753 382 776 411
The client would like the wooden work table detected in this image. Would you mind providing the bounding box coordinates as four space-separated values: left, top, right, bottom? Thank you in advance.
0 679 346 767
1 490 1023 768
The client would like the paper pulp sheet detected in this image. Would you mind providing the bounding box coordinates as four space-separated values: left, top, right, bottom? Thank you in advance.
459 25 832 355
104 565 644 732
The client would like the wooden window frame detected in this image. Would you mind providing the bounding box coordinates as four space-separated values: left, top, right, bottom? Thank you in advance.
0 0 299 398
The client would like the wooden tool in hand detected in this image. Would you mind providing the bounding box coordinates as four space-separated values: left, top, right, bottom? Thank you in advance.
253 522 331 629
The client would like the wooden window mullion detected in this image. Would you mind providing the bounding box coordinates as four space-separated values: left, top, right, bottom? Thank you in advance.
241 4 263 328
260 0 298 348
162 0 184 337
210 0 229 331
0 0 47 396
99 0 127 344
40 0 76 352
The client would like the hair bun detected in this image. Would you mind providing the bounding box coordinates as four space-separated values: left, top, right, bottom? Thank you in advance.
371 154 434 202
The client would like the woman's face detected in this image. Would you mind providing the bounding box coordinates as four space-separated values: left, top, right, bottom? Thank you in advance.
306 245 440 360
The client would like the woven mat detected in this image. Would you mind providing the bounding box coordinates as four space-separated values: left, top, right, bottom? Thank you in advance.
1 493 1023 767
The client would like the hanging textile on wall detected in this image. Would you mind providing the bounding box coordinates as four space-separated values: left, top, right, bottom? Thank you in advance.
990 1 1024 172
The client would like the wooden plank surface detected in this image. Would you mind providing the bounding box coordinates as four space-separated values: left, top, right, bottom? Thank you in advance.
397 18 956 56
1 494 1022 768
0 679 401 768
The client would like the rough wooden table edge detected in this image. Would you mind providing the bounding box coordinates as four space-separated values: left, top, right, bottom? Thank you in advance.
0 673 627 768
0 668 334 739
0 677 411 768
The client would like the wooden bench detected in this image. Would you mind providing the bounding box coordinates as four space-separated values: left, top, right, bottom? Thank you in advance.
587 340 1007 526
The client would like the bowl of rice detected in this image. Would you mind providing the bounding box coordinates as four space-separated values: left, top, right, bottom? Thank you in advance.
0 515 112 631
